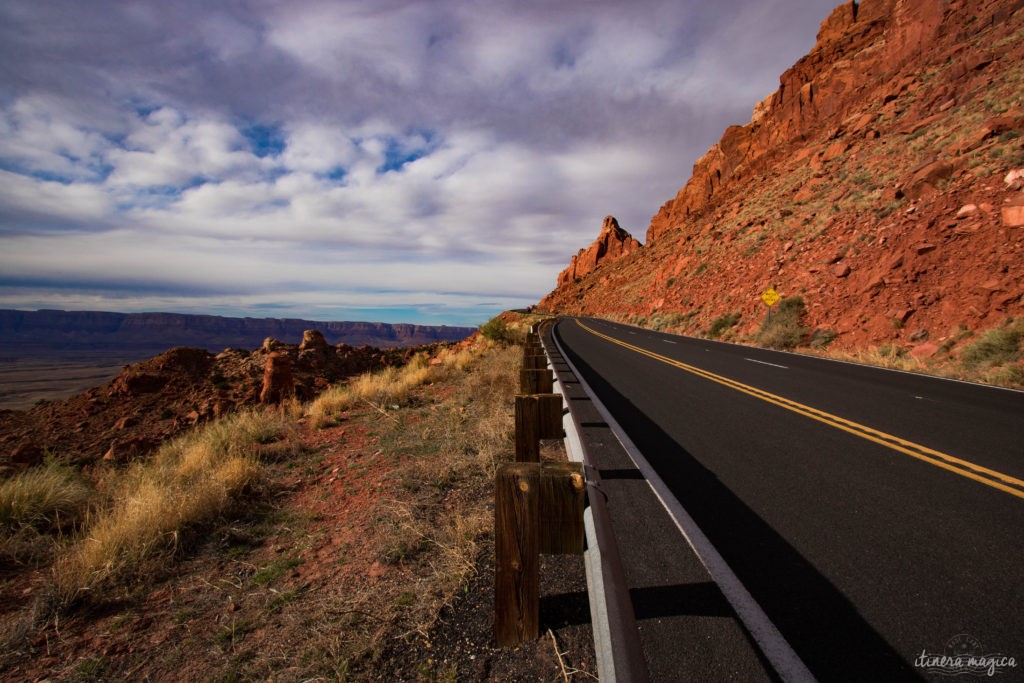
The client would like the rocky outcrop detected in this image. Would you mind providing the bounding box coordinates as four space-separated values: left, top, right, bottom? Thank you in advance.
299 329 329 351
556 216 641 287
260 352 294 405
0 332 436 468
539 0 1024 355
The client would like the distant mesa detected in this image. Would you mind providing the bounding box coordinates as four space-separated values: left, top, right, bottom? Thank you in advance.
0 309 476 354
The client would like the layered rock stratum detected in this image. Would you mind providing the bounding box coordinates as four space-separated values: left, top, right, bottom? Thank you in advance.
0 309 474 352
540 0 1024 351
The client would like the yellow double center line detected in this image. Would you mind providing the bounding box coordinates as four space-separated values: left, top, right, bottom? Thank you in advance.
576 319 1024 501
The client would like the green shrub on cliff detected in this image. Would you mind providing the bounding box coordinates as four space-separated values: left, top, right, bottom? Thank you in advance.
479 317 513 343
757 296 807 350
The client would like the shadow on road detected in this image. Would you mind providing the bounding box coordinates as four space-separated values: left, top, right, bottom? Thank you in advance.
556 323 923 681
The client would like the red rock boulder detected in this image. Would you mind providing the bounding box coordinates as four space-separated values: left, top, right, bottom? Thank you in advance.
260 352 294 405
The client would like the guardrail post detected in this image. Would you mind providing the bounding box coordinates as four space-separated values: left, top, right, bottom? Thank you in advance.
539 462 585 555
520 368 554 394
495 461 587 646
515 394 564 462
523 351 547 370
495 462 540 646
497 325 585 647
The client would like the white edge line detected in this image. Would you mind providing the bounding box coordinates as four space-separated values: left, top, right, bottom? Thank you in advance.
555 324 818 683
746 358 789 369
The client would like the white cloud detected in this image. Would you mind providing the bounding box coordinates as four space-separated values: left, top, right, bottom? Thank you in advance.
0 0 840 324
281 123 358 174
105 108 273 188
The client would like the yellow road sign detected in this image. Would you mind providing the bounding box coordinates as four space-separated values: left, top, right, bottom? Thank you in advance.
761 288 780 307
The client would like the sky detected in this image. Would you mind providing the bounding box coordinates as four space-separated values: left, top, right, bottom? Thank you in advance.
0 0 839 328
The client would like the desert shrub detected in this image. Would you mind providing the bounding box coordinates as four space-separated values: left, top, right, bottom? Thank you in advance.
808 328 838 349
707 312 741 339
0 462 90 531
648 312 686 331
52 409 284 603
757 296 807 349
959 320 1023 367
478 317 513 343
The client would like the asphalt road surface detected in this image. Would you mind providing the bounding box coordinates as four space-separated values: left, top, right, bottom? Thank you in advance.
552 317 1024 681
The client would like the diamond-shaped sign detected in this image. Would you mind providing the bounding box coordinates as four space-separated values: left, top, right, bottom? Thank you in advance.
761 288 780 307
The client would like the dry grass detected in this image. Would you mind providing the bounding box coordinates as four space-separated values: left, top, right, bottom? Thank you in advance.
307 344 491 428
307 353 438 428
810 345 927 373
3 339 525 678
807 320 1024 390
0 463 92 569
52 408 294 604
342 343 519 660
0 462 90 531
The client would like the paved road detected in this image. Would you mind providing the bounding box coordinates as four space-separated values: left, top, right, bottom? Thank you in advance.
552 317 1024 681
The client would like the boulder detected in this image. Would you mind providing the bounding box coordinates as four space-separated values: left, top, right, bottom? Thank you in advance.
10 442 43 467
299 329 329 351
1004 168 1024 190
831 263 852 278
260 352 294 405
910 342 940 359
1001 197 1024 227
112 372 167 396
901 160 953 200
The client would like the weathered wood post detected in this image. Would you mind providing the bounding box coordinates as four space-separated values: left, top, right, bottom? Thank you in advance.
515 394 564 462
495 462 541 645
495 461 586 645
522 350 547 370
496 323 585 646
519 368 554 394
539 462 586 555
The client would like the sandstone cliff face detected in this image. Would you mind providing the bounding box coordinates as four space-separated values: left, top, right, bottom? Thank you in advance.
540 0 1024 353
646 0 981 242
555 216 642 287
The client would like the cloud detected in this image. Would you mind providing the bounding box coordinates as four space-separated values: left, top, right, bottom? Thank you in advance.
0 0 839 325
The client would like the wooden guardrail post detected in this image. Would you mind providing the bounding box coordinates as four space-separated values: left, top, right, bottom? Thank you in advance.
496 325 585 646
495 461 586 645
495 462 540 646
520 368 554 394
515 394 564 462
540 462 586 555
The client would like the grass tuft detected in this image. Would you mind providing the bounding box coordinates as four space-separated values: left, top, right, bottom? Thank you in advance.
959 320 1023 367
51 409 283 604
707 312 741 339
0 462 90 531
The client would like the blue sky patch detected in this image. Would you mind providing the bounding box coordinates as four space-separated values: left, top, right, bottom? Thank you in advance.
241 122 286 158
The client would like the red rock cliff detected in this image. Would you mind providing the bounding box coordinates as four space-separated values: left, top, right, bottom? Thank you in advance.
555 216 641 287
539 0 1024 355
646 0 1020 242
